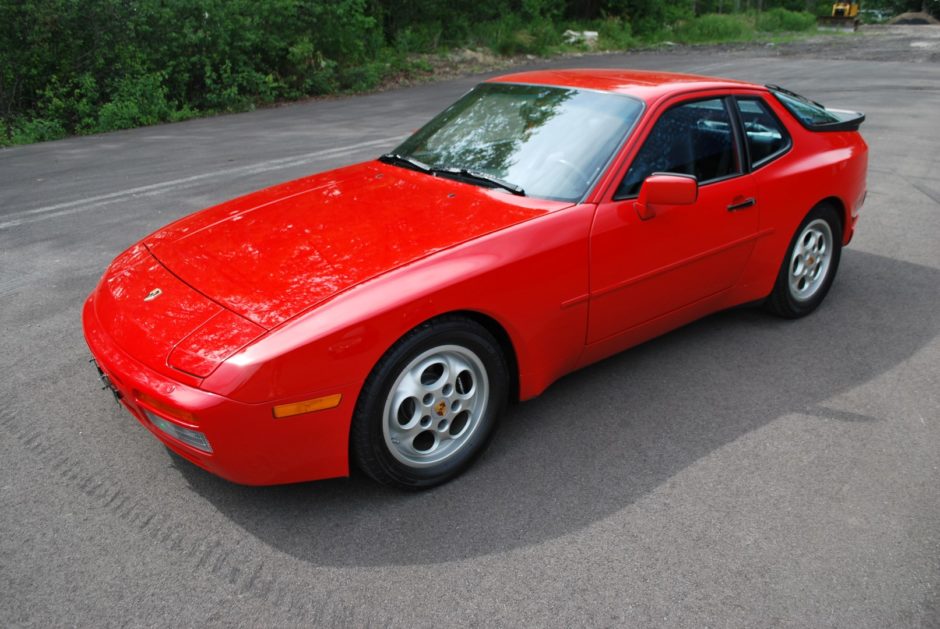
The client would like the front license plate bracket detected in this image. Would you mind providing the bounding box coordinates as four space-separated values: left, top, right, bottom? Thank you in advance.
89 358 123 404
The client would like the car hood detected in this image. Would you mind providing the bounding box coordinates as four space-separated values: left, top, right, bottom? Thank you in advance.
146 161 564 329
93 244 266 380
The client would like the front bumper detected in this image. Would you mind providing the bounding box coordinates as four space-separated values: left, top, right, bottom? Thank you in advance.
82 295 354 485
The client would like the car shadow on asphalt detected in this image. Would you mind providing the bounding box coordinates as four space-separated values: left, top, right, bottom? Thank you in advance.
171 249 940 567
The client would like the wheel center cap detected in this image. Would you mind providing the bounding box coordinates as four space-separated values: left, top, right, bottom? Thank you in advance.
807 255 815 266
434 401 447 417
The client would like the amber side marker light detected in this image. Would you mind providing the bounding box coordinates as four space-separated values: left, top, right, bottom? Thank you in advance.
273 394 342 419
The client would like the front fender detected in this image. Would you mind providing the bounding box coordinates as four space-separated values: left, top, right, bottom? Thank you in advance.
203 203 597 406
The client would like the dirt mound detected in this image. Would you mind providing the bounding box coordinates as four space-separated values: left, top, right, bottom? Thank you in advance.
889 12 940 25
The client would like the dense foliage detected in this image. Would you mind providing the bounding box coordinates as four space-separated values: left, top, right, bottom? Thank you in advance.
0 0 921 146
1 0 388 143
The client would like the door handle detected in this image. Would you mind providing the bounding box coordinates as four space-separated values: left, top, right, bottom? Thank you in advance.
727 197 756 212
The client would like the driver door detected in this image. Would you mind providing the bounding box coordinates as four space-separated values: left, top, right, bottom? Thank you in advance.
587 96 758 344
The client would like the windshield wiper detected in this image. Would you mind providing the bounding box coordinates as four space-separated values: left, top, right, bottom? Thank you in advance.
379 153 433 174
380 154 525 196
433 166 526 196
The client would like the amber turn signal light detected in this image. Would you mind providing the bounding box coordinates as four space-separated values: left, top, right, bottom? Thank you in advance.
272 394 342 418
136 392 197 424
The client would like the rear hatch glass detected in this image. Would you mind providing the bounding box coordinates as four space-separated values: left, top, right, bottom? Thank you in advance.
767 85 865 132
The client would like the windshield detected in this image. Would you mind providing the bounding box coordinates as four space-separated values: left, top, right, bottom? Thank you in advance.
390 83 644 202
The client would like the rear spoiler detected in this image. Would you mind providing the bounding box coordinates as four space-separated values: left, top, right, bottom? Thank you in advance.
815 108 866 132
766 84 865 132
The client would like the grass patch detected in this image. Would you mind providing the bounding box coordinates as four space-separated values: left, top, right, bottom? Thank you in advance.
674 14 755 44
757 8 817 32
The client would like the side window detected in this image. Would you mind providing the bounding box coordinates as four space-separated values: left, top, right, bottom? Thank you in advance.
616 98 739 199
736 97 790 167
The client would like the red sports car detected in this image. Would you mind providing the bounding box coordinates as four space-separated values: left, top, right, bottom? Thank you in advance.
83 70 867 488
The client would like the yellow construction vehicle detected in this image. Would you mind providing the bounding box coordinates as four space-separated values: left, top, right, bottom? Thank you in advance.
818 1 861 31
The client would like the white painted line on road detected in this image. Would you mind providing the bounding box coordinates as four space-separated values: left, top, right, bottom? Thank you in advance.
0 135 407 230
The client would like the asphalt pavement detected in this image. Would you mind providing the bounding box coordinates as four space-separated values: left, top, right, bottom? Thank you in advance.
1 32 939 628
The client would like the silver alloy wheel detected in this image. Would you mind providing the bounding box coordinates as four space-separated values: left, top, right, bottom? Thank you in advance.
382 344 489 467
788 218 833 302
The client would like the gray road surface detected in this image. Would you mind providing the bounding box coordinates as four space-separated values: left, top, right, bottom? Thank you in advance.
1 29 939 628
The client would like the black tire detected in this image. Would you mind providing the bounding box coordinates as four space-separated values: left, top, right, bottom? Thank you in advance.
765 202 843 318
350 316 508 489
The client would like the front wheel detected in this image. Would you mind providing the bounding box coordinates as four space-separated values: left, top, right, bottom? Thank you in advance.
350 316 508 488
765 203 843 318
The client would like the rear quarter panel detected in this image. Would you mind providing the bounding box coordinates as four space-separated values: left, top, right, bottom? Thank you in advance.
732 94 868 302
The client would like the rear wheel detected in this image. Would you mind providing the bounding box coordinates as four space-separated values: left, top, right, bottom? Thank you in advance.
765 203 842 318
351 316 508 488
